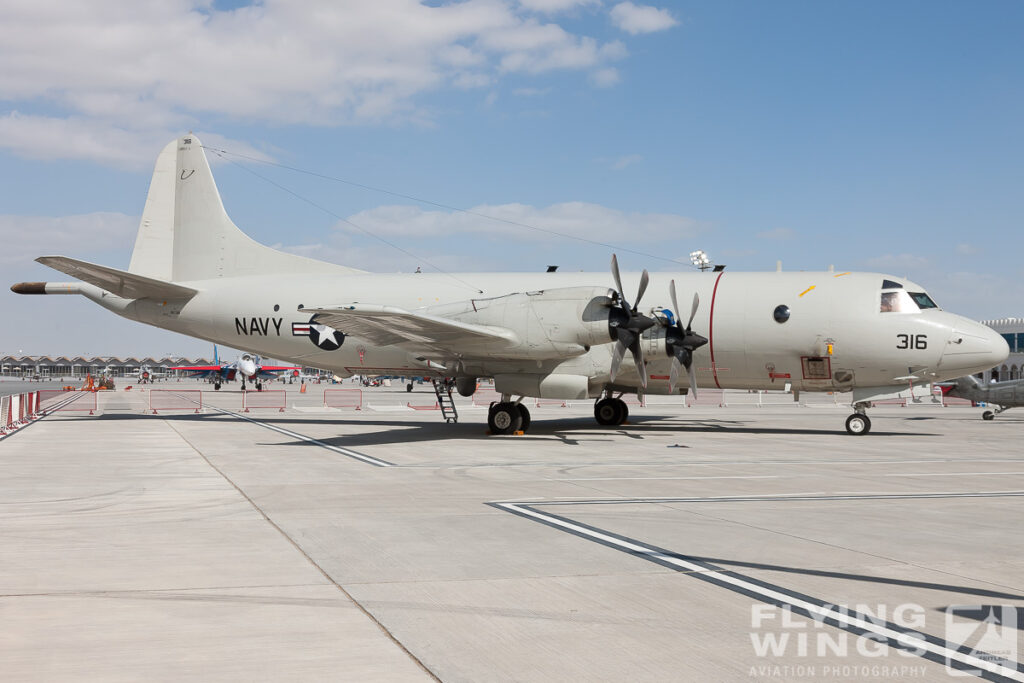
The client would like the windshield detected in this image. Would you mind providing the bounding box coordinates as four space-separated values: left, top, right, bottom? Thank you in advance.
908 292 939 309
880 290 917 313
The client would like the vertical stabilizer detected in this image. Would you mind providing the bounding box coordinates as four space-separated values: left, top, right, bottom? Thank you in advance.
128 135 363 282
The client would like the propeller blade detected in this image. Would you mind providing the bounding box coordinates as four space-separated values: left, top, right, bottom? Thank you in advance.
634 269 650 312
687 292 699 330
669 356 681 392
669 279 680 325
688 362 698 399
610 254 628 309
632 338 647 389
609 339 627 383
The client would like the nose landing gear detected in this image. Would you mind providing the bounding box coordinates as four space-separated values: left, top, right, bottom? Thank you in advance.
845 402 872 435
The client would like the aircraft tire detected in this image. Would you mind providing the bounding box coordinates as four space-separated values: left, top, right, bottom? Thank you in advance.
488 402 522 435
845 413 871 435
595 398 628 426
214 383 221 391
517 404 531 433
982 411 995 421
406 382 413 392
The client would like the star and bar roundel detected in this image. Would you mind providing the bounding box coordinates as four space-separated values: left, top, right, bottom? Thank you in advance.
292 317 345 351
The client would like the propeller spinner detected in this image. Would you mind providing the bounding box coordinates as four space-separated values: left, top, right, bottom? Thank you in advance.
665 280 708 397
607 254 657 387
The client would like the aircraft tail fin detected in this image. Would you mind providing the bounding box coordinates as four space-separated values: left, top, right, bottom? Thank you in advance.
214 344 219 366
129 135 364 282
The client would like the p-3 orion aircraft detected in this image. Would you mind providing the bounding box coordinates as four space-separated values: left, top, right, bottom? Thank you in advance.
11 136 1009 435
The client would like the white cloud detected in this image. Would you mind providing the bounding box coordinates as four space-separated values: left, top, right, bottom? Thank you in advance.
0 0 638 165
756 227 796 240
591 67 622 88
0 212 138 265
518 0 600 13
955 243 979 255
337 201 699 244
610 153 642 169
609 2 678 35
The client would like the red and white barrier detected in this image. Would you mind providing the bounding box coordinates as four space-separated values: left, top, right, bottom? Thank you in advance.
149 389 202 414
37 389 96 414
535 398 568 407
242 389 286 412
324 388 362 410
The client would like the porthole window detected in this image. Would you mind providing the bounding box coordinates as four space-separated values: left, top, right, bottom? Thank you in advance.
273 304 280 312
773 305 790 323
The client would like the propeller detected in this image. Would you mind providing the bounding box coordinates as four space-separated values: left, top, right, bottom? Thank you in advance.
666 279 708 397
608 254 657 387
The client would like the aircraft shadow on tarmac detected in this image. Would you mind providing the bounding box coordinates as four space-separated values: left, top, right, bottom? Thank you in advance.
71 412 937 449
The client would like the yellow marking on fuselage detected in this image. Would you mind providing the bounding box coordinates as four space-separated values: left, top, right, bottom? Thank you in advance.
834 272 850 277
799 285 816 297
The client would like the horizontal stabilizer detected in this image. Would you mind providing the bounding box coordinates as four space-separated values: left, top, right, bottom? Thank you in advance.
36 256 198 300
304 303 517 352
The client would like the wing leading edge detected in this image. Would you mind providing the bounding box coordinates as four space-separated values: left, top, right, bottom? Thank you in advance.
304 304 519 355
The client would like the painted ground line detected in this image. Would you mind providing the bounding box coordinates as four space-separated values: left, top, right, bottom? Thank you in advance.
494 502 1024 682
531 491 1024 506
163 392 393 467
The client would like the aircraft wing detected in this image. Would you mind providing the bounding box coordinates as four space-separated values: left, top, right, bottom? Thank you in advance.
304 304 518 353
36 256 198 300
256 366 300 379
170 365 226 378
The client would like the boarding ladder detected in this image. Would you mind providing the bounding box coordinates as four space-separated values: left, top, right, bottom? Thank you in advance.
432 378 459 424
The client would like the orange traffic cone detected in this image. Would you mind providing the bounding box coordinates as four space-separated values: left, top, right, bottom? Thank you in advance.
300 383 307 393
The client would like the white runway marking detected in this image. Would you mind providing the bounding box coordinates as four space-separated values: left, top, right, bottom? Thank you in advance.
553 475 781 481
882 471 1024 477
497 501 1024 682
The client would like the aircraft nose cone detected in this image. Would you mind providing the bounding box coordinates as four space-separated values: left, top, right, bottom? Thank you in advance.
943 319 1009 375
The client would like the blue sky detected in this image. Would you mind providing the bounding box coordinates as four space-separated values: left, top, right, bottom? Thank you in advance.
1 0 1022 358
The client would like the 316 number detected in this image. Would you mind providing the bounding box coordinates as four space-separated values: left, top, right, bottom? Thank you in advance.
896 334 927 350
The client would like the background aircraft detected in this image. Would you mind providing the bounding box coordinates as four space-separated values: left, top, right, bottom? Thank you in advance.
11 135 1009 435
172 347 299 391
938 375 1024 420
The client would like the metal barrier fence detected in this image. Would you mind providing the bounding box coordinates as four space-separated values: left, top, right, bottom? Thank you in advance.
242 389 286 412
324 388 362 409
37 389 97 413
149 389 202 414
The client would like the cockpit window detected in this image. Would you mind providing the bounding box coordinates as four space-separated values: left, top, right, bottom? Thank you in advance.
880 290 918 313
881 279 903 289
908 292 938 309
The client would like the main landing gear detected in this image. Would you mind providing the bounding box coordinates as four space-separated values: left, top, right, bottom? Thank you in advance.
845 402 872 435
487 398 531 435
594 396 629 426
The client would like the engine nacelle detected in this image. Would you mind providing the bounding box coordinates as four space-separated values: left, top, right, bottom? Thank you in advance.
426 286 618 360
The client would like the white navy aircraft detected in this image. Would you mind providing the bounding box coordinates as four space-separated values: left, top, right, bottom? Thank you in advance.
11 136 1009 434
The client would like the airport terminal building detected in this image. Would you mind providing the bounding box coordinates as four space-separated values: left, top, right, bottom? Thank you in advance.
984 317 1024 381
0 356 214 380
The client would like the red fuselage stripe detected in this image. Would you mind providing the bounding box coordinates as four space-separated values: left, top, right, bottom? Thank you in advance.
708 270 726 389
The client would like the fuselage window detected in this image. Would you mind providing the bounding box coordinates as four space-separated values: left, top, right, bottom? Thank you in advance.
880 290 918 313
908 292 938 310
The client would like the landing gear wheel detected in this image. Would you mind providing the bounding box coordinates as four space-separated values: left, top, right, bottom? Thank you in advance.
406 382 414 392
982 410 995 421
488 402 523 435
845 413 871 435
517 404 531 433
594 397 628 426
214 382 221 391
256 381 263 392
